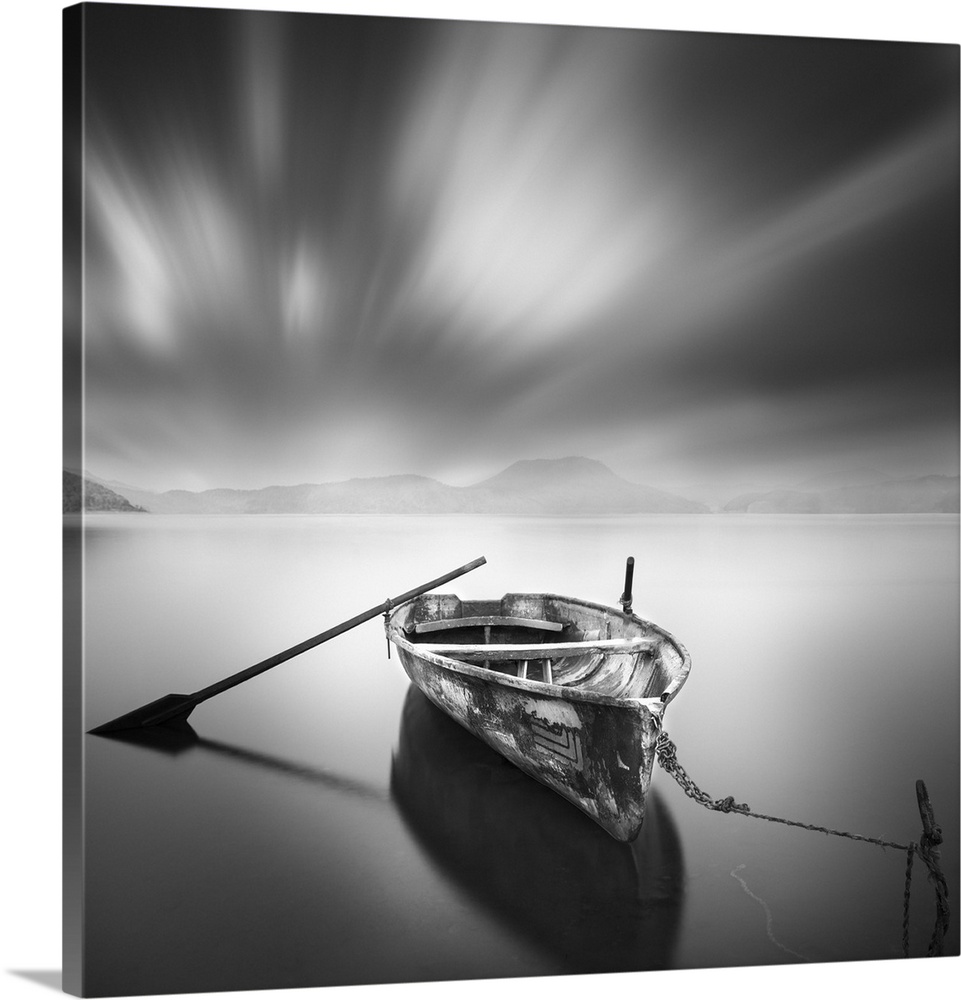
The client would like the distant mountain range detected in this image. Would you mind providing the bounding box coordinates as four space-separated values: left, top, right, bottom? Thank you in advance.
71 458 707 515
64 459 959 515
723 474 960 514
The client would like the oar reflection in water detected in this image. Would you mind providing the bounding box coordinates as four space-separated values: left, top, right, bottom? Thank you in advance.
100 724 390 804
390 686 686 974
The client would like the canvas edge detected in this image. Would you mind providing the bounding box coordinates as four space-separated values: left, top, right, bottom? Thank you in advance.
63 3 85 996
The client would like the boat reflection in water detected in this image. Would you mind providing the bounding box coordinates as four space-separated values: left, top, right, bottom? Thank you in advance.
390 686 686 975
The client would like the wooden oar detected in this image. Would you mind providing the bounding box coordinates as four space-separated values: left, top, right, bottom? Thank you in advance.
88 556 487 734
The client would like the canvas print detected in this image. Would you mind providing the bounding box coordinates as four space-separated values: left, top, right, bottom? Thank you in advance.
63 3 959 996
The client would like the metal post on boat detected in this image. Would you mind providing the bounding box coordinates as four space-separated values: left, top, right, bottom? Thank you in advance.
620 557 635 615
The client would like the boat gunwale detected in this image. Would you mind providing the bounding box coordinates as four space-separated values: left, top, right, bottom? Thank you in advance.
387 592 691 711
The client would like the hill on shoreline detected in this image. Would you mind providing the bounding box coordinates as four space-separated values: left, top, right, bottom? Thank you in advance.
63 471 147 513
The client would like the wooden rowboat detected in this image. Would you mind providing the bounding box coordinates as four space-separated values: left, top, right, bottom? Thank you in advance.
386 590 691 842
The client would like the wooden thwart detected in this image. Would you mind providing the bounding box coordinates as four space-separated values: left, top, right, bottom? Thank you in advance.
418 637 655 661
413 615 564 634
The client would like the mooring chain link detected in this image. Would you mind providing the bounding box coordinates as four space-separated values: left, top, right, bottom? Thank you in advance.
653 729 950 957
653 730 750 814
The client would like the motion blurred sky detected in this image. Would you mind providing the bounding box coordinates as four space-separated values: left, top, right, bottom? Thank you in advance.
67 5 959 491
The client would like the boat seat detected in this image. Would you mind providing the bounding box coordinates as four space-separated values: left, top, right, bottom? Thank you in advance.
412 615 564 634
417 637 656 661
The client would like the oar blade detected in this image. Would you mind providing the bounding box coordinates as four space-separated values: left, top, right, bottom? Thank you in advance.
94 721 200 755
88 692 198 735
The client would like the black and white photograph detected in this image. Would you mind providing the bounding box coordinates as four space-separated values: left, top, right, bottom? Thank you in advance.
24 1 961 998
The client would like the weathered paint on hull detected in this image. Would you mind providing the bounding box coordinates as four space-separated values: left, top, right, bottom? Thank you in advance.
394 645 660 842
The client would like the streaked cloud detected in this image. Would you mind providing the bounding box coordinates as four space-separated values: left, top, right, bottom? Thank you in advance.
388 23 676 360
77 8 958 490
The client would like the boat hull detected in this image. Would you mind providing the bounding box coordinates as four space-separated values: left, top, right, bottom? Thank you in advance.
392 640 662 842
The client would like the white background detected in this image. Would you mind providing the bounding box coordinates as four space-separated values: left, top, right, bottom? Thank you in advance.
2 3 957 1000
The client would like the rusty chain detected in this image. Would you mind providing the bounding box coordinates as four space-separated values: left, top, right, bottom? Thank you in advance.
653 729 950 957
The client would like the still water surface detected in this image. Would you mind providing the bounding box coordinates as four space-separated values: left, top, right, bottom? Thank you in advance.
69 514 959 995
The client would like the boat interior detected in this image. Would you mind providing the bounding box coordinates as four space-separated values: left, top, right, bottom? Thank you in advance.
396 594 685 701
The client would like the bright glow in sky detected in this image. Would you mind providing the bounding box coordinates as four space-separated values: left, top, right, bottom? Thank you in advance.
71 7 958 491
